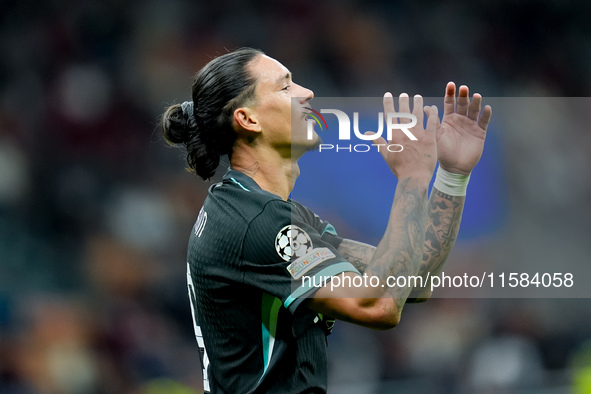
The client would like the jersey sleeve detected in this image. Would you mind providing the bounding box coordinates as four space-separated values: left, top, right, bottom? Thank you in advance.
241 200 360 314
290 200 344 250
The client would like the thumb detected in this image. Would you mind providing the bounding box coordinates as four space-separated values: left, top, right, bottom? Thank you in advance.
365 131 389 159
365 131 387 146
424 105 441 137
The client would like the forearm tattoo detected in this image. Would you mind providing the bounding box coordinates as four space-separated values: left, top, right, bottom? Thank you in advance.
337 185 464 307
337 240 374 273
421 188 465 275
364 178 429 311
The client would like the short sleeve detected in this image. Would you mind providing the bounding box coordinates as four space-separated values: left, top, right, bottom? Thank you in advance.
241 200 359 314
290 200 344 250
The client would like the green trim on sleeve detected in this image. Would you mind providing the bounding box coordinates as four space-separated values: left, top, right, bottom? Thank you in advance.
260 293 282 383
321 223 337 236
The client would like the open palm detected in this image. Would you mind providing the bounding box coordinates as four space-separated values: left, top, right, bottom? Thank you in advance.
437 83 492 175
373 93 438 179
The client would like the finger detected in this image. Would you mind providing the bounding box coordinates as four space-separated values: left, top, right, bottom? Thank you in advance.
365 131 387 145
413 94 424 126
456 85 469 116
383 92 397 126
478 105 492 131
467 93 482 121
398 93 411 123
425 105 440 135
444 82 456 115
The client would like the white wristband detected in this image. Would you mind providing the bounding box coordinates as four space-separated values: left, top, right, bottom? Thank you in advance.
433 166 470 196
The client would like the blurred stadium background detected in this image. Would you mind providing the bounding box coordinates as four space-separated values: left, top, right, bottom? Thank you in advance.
1 0 590 393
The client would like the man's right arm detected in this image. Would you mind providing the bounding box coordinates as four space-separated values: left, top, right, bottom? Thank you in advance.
307 175 430 329
330 84 492 305
336 239 375 274
306 93 439 330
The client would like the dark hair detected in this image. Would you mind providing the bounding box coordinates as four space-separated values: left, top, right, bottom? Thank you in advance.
161 47 263 180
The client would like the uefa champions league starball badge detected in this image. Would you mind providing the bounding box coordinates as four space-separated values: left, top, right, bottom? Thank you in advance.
275 225 313 261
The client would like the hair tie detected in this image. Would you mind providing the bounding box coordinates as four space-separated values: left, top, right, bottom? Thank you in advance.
181 101 197 127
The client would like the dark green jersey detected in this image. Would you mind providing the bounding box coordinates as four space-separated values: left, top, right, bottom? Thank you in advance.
186 168 359 393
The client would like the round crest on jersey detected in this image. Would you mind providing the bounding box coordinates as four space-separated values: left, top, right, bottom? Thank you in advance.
275 225 313 261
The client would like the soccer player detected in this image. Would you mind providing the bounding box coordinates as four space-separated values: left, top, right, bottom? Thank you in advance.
161 47 491 393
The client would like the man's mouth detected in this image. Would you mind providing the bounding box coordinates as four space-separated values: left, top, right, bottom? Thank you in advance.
304 107 327 131
303 107 315 122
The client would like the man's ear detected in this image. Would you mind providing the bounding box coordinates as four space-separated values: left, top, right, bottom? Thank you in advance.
233 107 261 133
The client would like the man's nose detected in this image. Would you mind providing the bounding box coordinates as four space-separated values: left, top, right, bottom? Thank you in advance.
296 84 314 104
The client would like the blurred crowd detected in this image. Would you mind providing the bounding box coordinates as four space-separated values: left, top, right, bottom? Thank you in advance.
0 0 590 393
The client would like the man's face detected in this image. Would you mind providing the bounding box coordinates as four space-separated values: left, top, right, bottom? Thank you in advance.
247 55 319 153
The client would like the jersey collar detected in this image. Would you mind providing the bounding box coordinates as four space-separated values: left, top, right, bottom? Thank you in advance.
223 167 284 200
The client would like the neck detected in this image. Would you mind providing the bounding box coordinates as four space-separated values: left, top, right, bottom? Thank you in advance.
231 141 302 200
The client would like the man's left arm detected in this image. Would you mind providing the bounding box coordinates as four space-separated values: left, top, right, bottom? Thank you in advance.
338 82 492 302
337 188 464 300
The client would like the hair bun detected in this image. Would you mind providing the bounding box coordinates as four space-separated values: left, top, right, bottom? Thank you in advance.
161 102 219 180
160 47 263 180
161 103 194 145
181 101 197 129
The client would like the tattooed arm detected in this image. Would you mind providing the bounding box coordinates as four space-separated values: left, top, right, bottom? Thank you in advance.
407 189 465 301
307 176 431 329
335 83 492 306
306 93 438 330
336 239 375 274
336 188 464 279
336 187 466 303
409 82 492 300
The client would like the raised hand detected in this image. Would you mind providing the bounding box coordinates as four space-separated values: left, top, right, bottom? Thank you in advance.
437 82 492 175
372 92 439 180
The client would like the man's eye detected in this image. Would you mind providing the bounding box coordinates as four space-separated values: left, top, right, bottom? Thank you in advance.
283 85 291 91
